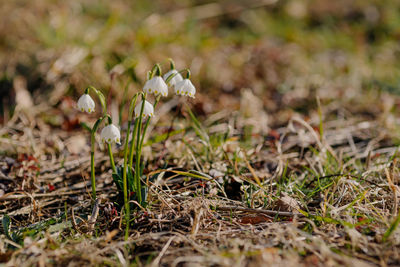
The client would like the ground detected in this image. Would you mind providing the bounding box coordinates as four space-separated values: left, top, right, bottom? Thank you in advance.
1 0 400 266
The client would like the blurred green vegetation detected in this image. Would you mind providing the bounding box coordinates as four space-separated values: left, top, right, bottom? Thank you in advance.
1 0 400 116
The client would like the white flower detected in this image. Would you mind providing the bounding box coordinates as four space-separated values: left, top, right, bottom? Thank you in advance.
174 79 196 98
100 124 121 144
77 94 95 113
143 76 168 97
163 69 183 87
134 100 154 118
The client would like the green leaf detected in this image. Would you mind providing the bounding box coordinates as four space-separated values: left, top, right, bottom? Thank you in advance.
128 167 135 192
112 171 123 192
383 211 400 242
140 186 148 208
2 215 12 240
80 122 91 132
112 165 136 198
186 105 210 145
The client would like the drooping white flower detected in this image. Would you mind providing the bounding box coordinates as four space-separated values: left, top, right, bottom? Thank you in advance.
163 69 183 87
143 76 168 97
100 124 121 145
77 94 95 113
134 100 154 118
174 79 196 98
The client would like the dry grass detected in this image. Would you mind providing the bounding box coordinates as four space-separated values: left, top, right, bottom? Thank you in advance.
2 0 400 266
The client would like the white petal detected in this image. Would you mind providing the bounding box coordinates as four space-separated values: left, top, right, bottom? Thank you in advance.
187 80 196 98
143 78 156 94
163 69 177 81
174 79 195 98
143 76 168 97
134 100 154 119
174 80 185 95
101 124 121 144
77 94 95 113
163 70 183 87
153 77 168 96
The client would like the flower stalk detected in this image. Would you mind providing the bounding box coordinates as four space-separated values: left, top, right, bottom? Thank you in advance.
122 92 139 240
139 95 161 150
90 114 112 200
81 86 117 200
134 94 147 204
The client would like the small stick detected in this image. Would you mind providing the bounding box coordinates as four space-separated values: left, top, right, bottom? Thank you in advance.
190 209 203 238
216 206 308 217
151 236 175 267
88 198 101 234
385 168 398 216
71 207 83 234
243 153 261 186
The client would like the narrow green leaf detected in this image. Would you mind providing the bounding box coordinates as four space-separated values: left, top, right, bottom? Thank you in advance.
2 215 12 240
383 211 400 242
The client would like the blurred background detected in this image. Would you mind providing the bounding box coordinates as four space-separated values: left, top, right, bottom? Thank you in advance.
1 0 400 127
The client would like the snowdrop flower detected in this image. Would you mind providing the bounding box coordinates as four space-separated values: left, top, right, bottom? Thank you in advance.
77 94 95 113
174 79 196 98
143 76 168 97
163 69 183 87
134 100 154 118
100 124 121 145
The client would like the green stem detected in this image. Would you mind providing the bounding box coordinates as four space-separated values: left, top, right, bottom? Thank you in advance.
168 58 175 70
90 122 100 200
102 115 116 174
135 95 160 205
122 93 139 240
139 96 161 150
149 64 161 79
128 120 139 169
89 115 110 200
90 150 95 200
184 69 191 79
383 210 400 242
134 94 147 204
165 68 190 84
128 93 145 168
86 86 114 189
85 86 107 115
107 143 116 173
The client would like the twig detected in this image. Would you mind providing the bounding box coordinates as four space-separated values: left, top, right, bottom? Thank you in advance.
385 168 398 216
0 189 98 201
216 206 308 217
88 198 101 234
243 152 261 186
71 206 83 234
151 236 175 267
190 208 203 238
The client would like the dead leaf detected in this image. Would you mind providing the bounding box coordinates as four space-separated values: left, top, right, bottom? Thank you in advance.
275 192 300 212
239 214 272 224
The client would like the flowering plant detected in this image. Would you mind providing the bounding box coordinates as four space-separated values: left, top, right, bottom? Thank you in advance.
77 60 195 239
